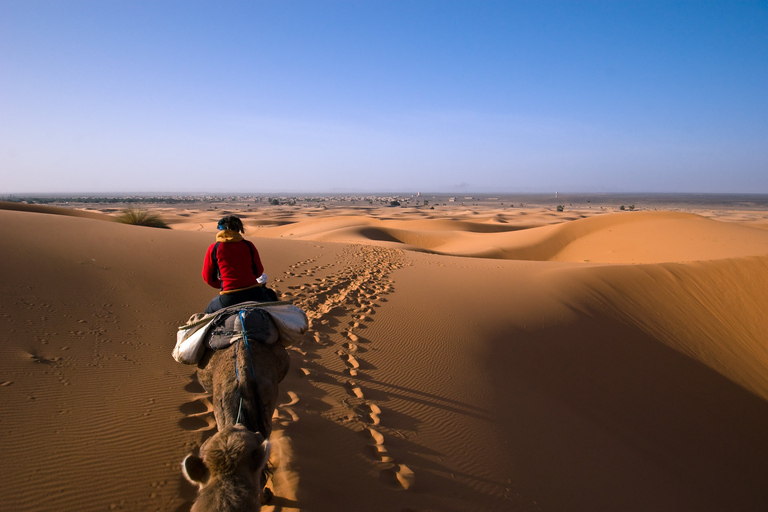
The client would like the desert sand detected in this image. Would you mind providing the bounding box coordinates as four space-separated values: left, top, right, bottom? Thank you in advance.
2 198 768 511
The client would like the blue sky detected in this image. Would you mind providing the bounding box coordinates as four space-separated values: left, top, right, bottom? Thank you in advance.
1 1 766 194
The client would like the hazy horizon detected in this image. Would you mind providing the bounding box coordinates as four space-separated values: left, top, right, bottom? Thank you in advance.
2 1 766 194
5 191 768 201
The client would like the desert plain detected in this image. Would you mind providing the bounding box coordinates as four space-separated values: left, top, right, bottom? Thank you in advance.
1 194 768 512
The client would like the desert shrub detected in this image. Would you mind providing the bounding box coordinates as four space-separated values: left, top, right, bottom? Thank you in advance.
115 208 169 228
629 205 635 211
390 200 401 207
556 205 564 212
620 205 626 210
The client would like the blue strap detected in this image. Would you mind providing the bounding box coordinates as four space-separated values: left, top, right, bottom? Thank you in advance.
238 310 256 378
233 310 257 426
234 339 240 382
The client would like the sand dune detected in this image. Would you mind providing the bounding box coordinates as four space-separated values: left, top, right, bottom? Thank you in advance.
0 200 116 221
243 210 768 264
1 202 767 511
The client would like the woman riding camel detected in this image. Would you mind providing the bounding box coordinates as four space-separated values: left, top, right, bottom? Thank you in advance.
202 215 276 313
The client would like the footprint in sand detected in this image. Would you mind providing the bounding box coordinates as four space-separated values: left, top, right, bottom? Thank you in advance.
280 391 300 407
279 246 408 486
346 380 365 399
378 461 414 489
341 353 360 369
366 427 396 463
179 397 213 415
363 403 381 425
178 397 216 432
340 353 360 376
179 414 216 432
393 465 415 490
274 406 300 423
184 376 206 394
272 391 301 424
371 445 394 463
180 373 215 432
367 427 385 445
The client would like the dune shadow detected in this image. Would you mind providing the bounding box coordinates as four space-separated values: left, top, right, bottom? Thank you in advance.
359 227 403 243
484 314 768 511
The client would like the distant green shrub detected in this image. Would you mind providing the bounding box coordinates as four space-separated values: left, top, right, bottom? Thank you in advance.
620 205 626 211
115 208 169 228
557 205 564 212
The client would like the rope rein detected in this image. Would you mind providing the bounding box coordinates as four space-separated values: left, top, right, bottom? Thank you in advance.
234 310 256 426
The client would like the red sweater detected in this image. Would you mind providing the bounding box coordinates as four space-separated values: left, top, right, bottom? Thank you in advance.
202 231 264 293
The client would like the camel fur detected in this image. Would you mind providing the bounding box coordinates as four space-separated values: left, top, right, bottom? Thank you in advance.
183 424 270 512
183 316 291 510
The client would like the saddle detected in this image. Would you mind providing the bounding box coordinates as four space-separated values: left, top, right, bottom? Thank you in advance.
206 306 278 350
173 301 308 364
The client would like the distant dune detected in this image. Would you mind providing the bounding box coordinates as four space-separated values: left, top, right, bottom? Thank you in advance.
1 201 767 511
0 200 116 221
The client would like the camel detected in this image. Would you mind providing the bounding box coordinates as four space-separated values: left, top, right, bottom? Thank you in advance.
182 308 291 511
182 424 271 512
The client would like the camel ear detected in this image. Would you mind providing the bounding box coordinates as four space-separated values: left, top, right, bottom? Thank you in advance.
182 454 210 486
251 440 270 471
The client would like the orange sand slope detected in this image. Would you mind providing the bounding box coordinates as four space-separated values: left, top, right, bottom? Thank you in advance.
260 210 768 263
1 204 768 512
0 200 115 221
171 207 768 263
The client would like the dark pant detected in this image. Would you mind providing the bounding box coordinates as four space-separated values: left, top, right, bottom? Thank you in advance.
205 286 278 314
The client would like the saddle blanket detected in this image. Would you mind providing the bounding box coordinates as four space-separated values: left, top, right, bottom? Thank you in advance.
173 301 308 365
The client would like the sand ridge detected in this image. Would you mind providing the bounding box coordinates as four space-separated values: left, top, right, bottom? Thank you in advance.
165 205 768 263
1 201 768 511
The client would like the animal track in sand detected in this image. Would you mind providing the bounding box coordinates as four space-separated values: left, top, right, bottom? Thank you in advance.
281 391 300 407
179 373 216 432
339 352 360 369
367 427 385 445
391 464 416 490
179 397 213 416
179 413 217 432
274 391 301 426
346 380 365 399
274 406 299 424
273 245 409 491
366 404 381 425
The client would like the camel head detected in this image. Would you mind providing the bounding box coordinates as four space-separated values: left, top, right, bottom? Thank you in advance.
182 424 270 512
